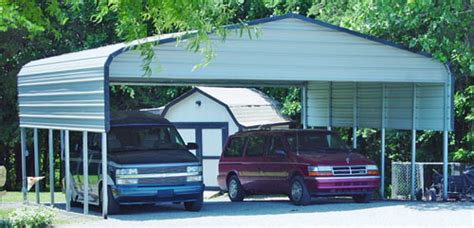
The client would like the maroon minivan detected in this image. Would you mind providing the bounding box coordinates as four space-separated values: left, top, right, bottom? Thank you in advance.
217 129 380 205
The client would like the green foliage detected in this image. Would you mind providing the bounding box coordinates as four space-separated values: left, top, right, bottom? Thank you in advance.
7 206 55 228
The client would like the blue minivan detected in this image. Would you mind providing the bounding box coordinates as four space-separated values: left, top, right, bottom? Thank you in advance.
67 111 204 214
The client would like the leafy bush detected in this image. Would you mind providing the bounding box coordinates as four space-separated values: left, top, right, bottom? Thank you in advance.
7 206 55 228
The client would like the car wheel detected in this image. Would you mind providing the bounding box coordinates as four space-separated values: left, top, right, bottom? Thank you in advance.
289 176 311 206
415 188 423 201
100 186 121 215
184 193 203 211
352 194 371 203
227 175 245 202
69 195 82 208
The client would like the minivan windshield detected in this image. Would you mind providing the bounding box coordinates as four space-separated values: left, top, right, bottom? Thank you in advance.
108 125 187 153
286 131 350 153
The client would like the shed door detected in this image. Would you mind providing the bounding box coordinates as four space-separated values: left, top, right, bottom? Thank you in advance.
173 122 228 189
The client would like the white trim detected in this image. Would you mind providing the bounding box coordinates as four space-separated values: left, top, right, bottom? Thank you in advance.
18 77 103 87
19 90 103 97
20 114 104 120
19 124 105 133
312 176 380 180
116 172 200 179
19 103 104 107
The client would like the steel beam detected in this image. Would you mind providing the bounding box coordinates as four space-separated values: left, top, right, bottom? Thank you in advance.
20 128 27 203
442 80 449 201
380 83 386 199
328 82 333 130
65 130 71 211
442 130 448 201
410 84 417 200
49 129 54 206
83 131 89 214
33 128 39 204
101 132 108 219
301 84 308 129
352 83 358 149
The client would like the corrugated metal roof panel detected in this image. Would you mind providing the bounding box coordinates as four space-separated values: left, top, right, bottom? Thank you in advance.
109 17 449 84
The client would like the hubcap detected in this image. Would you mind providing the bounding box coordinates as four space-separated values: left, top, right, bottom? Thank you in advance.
229 179 238 199
291 181 303 202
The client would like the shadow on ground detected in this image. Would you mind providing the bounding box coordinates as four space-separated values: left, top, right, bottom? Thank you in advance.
51 196 474 222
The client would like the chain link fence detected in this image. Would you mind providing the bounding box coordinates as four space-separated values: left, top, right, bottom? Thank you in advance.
391 161 463 200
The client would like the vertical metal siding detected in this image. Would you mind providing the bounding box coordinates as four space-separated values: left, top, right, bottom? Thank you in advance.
385 83 412 130
331 82 354 127
307 81 329 127
307 82 448 131
358 83 382 128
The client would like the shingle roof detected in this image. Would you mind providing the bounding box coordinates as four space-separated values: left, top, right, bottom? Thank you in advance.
158 87 293 128
196 87 292 128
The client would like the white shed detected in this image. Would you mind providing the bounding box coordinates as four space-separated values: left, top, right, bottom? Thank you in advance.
143 86 293 188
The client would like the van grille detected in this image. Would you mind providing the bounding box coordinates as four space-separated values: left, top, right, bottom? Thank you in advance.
138 177 186 185
138 166 186 174
332 166 367 176
136 166 188 186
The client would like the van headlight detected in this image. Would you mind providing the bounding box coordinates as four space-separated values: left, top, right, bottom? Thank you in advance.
116 168 138 178
187 166 202 173
366 165 379 175
307 166 333 176
186 176 202 182
116 178 138 185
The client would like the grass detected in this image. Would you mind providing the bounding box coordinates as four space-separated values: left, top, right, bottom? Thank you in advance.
0 208 13 217
0 191 65 203
0 192 98 226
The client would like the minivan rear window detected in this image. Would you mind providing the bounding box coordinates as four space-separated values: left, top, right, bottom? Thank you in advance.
223 137 246 157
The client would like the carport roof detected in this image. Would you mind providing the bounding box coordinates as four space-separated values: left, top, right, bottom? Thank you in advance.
17 13 452 133
19 13 433 77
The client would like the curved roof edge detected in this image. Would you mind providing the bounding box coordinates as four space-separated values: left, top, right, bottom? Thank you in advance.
20 13 441 77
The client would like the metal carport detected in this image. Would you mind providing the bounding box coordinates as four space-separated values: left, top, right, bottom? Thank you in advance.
16 13 453 218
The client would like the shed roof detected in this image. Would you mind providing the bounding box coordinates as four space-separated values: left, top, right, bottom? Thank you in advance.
160 87 293 128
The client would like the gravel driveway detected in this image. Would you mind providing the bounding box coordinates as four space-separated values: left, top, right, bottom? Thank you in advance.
59 194 474 227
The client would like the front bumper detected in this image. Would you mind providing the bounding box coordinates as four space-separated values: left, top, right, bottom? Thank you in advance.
112 183 204 205
305 175 380 196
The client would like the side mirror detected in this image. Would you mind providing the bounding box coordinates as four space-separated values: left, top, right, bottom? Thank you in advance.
187 143 198 150
274 149 286 156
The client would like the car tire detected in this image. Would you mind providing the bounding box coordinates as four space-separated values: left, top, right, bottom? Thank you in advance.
184 193 203 212
69 196 82 208
227 175 245 202
289 176 311 206
100 186 121 215
352 194 371 203
415 188 423 201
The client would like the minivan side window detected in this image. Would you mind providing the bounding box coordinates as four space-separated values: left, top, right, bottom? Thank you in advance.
223 137 246 157
245 135 266 156
267 136 285 156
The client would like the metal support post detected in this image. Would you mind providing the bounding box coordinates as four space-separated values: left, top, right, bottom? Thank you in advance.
83 131 89 214
34 128 39 204
49 129 54 206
